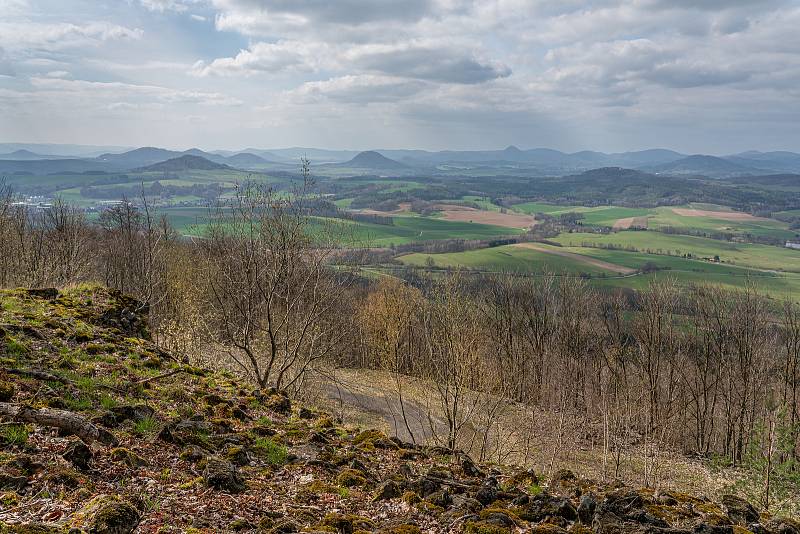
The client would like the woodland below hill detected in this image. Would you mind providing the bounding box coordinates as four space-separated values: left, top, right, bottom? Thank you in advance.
0 286 798 534
4 182 800 527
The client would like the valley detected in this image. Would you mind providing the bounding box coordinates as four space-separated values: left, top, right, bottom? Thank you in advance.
3 145 800 299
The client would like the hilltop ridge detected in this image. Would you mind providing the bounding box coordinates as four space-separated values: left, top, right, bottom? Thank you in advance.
0 287 797 533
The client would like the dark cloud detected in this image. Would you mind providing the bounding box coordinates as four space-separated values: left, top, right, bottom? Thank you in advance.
353 45 511 84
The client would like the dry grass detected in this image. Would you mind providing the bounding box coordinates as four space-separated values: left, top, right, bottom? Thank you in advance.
613 216 649 230
436 205 536 229
303 367 739 502
671 208 770 221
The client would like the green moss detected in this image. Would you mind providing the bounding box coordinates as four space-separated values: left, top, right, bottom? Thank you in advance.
109 447 148 467
402 491 420 505
3 335 28 356
133 417 158 436
0 522 63 533
63 396 93 411
337 468 368 488
70 494 140 534
0 424 29 446
320 513 374 532
465 521 512 534
253 437 287 465
380 526 422 534
0 381 15 402
353 429 386 448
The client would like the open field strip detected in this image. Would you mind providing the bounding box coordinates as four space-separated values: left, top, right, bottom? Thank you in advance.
670 207 772 221
512 242 636 274
552 231 800 272
613 216 648 230
435 204 536 229
398 243 620 275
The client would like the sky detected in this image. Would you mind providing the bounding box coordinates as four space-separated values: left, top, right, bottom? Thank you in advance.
0 0 799 154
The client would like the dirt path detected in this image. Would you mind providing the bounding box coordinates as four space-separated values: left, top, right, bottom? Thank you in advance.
671 208 770 222
613 216 648 230
322 381 447 444
513 242 636 274
435 205 536 229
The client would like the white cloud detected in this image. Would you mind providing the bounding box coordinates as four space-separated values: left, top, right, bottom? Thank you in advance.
292 75 429 104
28 77 242 107
192 40 324 76
0 22 143 52
138 0 201 12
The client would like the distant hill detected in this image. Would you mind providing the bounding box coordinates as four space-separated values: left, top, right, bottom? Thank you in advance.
96 147 183 167
225 152 273 166
722 173 800 187
647 155 764 176
0 158 117 174
0 149 61 160
343 151 409 170
725 151 800 173
135 155 232 172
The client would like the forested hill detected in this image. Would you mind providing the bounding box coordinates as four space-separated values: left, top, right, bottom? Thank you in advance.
0 286 797 533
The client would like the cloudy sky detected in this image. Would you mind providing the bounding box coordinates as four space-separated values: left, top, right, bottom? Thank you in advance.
1 0 799 153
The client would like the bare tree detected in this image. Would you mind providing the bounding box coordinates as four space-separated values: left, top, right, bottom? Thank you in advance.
202 162 353 392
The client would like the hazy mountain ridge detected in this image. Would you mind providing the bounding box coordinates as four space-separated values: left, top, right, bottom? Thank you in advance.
1 143 799 177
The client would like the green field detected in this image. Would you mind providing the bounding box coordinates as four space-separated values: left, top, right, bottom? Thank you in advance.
593 270 800 299
510 203 650 226
509 201 796 239
176 212 523 245
510 202 583 215
646 206 795 240
399 244 615 275
553 232 800 272
329 215 524 247
395 239 800 299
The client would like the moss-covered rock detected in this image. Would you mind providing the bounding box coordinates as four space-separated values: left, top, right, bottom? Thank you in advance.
0 381 15 402
373 480 402 501
465 520 513 534
721 495 759 526
0 522 62 533
109 447 147 468
320 512 374 533
203 457 246 493
71 494 140 534
337 468 368 488
378 525 422 534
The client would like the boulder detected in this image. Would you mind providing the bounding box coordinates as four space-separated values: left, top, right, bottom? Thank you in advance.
203 457 246 493
62 440 93 470
109 447 148 468
71 494 140 534
578 494 598 524
461 455 485 478
0 381 15 402
721 495 759 526
373 480 403 501
475 479 499 506
111 405 154 424
765 518 800 534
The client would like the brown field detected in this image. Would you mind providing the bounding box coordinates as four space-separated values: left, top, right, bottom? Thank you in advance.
671 208 770 221
436 205 536 229
613 216 649 230
513 242 636 274
355 202 413 216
